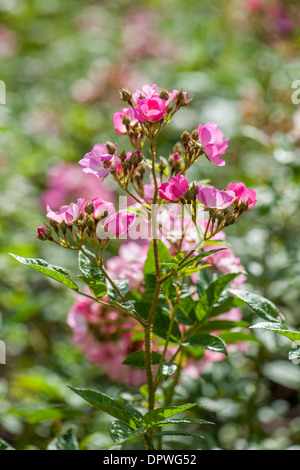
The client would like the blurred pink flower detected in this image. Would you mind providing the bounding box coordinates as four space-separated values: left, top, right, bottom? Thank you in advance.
197 185 236 209
67 294 146 387
104 211 136 236
106 241 149 290
40 162 114 210
227 182 257 210
158 174 188 202
46 198 84 225
79 143 117 179
198 122 229 166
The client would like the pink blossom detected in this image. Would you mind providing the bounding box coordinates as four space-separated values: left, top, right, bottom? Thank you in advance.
158 174 189 202
198 122 229 166
106 242 149 290
46 198 84 224
196 185 236 209
227 182 257 210
40 162 114 210
113 107 136 135
82 197 115 219
104 211 136 236
134 96 166 123
142 177 162 202
132 84 159 102
67 295 146 387
79 143 117 179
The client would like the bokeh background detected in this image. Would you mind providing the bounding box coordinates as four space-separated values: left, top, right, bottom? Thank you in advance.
1 0 300 450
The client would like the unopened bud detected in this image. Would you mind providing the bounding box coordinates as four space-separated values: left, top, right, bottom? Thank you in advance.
122 114 131 126
37 226 51 240
85 202 95 215
105 141 115 155
191 129 198 140
181 130 190 144
119 88 132 102
166 104 173 114
159 89 169 101
225 214 236 226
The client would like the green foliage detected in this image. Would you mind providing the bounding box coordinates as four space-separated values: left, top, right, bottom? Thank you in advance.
47 428 79 450
9 254 79 291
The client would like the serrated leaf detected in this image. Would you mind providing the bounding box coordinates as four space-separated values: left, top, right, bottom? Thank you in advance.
107 279 129 302
230 289 279 322
78 251 105 282
141 402 199 428
69 387 142 429
250 322 300 342
123 351 162 367
199 320 250 333
110 420 144 444
154 431 204 439
47 428 78 450
183 333 228 355
154 417 213 427
9 254 79 290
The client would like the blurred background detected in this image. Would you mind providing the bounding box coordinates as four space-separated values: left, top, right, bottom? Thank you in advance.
0 0 300 450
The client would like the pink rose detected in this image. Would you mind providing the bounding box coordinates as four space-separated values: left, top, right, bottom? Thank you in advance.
82 197 115 219
196 185 236 209
78 143 117 179
227 182 257 210
198 122 229 166
158 174 189 202
113 107 136 135
46 198 84 224
104 211 136 236
134 96 166 123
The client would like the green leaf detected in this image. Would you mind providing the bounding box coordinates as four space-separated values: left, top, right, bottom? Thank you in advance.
0 438 15 450
47 428 79 450
110 420 143 444
9 254 79 291
218 331 262 345
161 363 178 378
69 387 142 429
144 240 172 276
210 295 246 317
141 402 199 428
250 322 300 342
230 289 279 322
200 320 250 333
154 417 213 427
123 351 162 367
178 248 226 271
153 307 181 342
183 333 228 355
78 252 107 298
154 431 204 439
195 273 240 322
107 279 129 302
288 346 300 362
